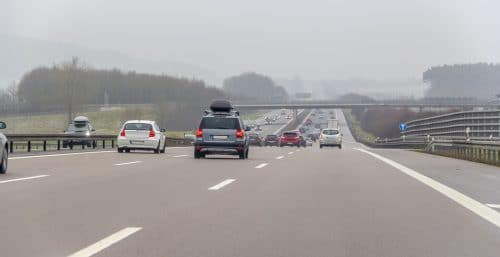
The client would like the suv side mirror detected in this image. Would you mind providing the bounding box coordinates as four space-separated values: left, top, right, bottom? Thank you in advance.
160 128 166 132
0 121 6 129
245 126 251 131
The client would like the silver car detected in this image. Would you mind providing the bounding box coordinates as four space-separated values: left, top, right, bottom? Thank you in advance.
0 121 8 174
319 128 342 149
117 120 166 153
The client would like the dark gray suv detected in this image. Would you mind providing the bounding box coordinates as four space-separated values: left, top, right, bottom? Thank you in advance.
0 121 8 174
194 100 250 159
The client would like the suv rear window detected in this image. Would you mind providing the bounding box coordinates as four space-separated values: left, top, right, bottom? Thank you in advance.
124 123 153 130
283 132 298 137
322 129 339 135
74 122 88 128
199 117 241 130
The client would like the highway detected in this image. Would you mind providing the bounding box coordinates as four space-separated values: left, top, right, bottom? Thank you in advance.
1 110 500 257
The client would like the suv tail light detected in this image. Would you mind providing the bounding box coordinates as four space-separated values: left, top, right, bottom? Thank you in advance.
120 129 126 137
236 129 244 139
149 129 155 138
195 128 203 138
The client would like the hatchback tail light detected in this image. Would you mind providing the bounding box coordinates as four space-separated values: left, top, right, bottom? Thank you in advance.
120 129 126 137
149 129 155 138
236 129 244 139
195 128 203 138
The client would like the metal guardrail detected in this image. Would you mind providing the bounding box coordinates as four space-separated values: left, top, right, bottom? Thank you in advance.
427 139 500 166
5 134 190 153
370 136 500 166
403 110 500 139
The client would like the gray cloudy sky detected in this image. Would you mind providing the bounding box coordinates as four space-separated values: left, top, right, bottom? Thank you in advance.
3 0 500 80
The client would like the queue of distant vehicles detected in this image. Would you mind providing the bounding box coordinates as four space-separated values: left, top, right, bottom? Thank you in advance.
0 102 343 174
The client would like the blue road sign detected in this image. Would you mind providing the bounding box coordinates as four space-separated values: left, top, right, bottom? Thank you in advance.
399 123 407 132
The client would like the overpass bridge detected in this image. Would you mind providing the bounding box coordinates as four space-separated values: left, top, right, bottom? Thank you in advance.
233 102 500 110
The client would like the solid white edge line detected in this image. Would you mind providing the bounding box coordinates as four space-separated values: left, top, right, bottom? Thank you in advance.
9 150 114 160
0 175 49 184
68 227 142 257
113 161 142 166
276 156 284 160
255 163 268 169
354 148 500 228
288 152 294 155
172 154 188 158
208 179 236 191
486 204 500 209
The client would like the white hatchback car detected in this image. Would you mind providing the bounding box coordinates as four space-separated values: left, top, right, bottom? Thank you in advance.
319 128 342 149
117 120 166 153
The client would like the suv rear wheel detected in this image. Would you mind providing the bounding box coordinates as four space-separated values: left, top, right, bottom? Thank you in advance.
0 148 7 174
239 150 246 159
194 149 202 159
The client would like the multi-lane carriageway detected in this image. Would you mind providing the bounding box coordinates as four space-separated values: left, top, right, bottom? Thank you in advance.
1 111 500 257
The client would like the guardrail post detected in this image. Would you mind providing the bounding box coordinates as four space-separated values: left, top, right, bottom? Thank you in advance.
27 141 31 152
43 140 47 151
93 140 96 149
9 141 13 153
82 143 85 150
111 140 115 148
69 143 73 150
102 140 106 149
57 140 61 150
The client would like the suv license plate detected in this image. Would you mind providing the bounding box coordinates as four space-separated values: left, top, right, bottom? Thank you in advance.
130 140 144 145
213 135 228 140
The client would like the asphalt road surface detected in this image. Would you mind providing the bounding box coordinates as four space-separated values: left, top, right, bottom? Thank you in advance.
1 110 499 257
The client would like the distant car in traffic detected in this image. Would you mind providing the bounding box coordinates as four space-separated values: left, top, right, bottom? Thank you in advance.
194 100 250 159
279 131 302 147
248 132 264 146
63 116 96 148
117 120 166 153
319 128 342 149
299 135 307 147
0 121 8 174
306 138 313 146
264 134 279 146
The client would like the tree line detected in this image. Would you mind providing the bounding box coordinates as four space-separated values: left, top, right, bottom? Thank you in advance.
223 72 288 103
2 59 291 130
12 58 225 129
423 63 500 100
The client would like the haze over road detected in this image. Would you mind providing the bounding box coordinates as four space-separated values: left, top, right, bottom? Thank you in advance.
0 111 499 257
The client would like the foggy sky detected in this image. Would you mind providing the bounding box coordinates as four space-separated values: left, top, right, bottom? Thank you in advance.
3 0 500 80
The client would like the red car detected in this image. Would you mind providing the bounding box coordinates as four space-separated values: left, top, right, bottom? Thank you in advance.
279 131 302 147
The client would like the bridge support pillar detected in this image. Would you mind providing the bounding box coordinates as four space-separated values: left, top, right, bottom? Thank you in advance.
293 109 298 120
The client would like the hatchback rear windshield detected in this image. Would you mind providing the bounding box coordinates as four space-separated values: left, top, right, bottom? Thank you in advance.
283 132 298 137
322 129 339 135
199 117 240 130
124 123 153 130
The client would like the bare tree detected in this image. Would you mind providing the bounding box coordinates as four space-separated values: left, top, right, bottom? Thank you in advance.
6 81 18 103
62 57 84 123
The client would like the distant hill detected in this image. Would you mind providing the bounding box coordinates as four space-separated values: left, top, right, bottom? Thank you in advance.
0 35 219 88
